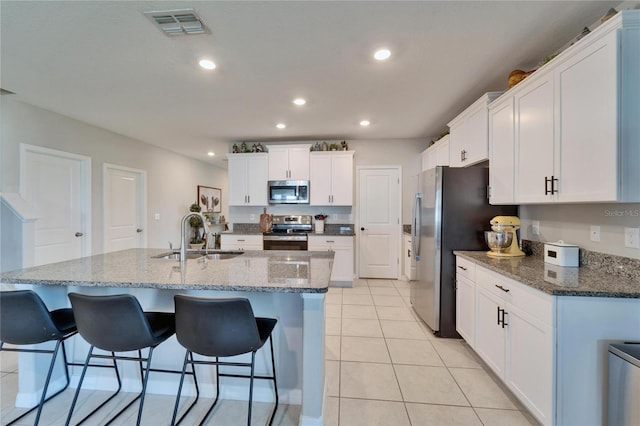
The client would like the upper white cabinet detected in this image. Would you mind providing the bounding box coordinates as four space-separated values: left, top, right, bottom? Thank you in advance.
227 153 268 206
489 10 640 204
488 96 515 204
268 144 311 181
309 151 354 206
420 135 450 171
448 92 503 167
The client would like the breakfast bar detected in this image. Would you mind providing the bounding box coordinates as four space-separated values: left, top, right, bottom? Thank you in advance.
0 248 333 426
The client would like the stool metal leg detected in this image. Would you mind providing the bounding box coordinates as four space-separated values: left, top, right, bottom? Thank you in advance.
268 336 279 426
198 357 220 426
171 351 201 426
247 351 256 426
135 347 154 426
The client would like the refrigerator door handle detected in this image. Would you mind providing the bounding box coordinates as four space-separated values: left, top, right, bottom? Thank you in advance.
412 193 422 260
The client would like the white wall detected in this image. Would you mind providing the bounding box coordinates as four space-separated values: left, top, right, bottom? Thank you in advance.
520 203 640 259
1 98 227 252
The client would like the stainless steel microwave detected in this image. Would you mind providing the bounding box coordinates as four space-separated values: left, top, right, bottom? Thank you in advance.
268 180 309 204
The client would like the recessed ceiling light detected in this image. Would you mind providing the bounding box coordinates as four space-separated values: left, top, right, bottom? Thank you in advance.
293 98 306 106
374 49 391 61
360 120 370 127
276 123 286 129
207 151 215 157
198 59 216 70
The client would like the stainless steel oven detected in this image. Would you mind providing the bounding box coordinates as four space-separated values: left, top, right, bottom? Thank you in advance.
263 234 308 251
262 215 311 250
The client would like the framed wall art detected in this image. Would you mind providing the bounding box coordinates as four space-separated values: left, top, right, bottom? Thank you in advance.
197 185 221 213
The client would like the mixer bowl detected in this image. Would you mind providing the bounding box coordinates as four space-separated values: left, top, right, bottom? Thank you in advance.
485 231 513 253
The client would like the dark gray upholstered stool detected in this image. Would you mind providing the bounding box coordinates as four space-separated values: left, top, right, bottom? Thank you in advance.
65 293 179 426
0 290 78 426
171 295 278 426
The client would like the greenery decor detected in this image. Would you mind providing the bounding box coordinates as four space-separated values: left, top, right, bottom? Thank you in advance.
189 203 204 244
314 214 328 221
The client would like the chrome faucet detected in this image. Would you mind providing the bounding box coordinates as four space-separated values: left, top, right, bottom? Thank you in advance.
179 212 209 262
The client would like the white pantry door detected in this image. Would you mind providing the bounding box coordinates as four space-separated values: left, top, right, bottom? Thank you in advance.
103 164 146 253
20 144 91 266
358 167 400 279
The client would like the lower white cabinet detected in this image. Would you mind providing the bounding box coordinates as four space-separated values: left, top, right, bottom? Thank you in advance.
455 257 475 346
403 234 416 280
308 235 354 284
220 234 263 251
475 266 554 424
456 255 640 425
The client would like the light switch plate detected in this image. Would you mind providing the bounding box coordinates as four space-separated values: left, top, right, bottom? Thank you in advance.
590 225 601 242
624 227 640 249
532 221 540 236
154 213 160 220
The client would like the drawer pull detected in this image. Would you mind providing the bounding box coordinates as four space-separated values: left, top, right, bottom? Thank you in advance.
495 284 510 293
457 266 468 271
502 311 509 328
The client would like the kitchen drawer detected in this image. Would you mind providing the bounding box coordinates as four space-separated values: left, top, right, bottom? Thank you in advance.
477 265 552 325
220 234 263 251
308 235 353 249
456 257 476 282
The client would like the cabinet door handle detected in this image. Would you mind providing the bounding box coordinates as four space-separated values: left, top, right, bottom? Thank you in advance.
408 249 411 257
495 284 510 293
75 232 84 237
329 195 332 203
326 240 334 243
136 228 143 233
247 195 250 203
551 175 558 195
502 311 509 328
497 307 502 326
457 265 467 271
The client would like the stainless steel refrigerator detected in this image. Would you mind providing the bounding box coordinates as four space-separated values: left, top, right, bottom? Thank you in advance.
410 166 517 338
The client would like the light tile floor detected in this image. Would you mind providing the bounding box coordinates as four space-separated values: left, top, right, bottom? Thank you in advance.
323 278 539 426
1 279 539 425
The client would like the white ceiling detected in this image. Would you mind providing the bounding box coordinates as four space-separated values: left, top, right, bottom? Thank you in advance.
1 1 622 167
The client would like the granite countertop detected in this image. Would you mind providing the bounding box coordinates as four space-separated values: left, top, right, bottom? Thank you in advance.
0 249 333 293
454 251 640 298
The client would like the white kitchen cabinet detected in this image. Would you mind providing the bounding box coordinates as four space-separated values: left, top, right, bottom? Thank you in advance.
515 72 555 204
220 234 263 251
455 257 475 347
267 144 311 181
491 11 640 204
472 264 554 425
227 153 268 206
420 136 450 171
309 151 354 206
403 234 416 280
308 235 354 284
488 96 515 204
448 92 502 167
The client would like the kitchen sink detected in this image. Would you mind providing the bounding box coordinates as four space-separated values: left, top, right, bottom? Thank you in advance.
152 250 244 261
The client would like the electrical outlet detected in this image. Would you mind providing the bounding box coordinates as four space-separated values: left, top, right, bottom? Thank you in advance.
590 225 601 242
624 227 640 249
154 213 160 220
332 214 338 221
249 214 256 221
532 221 540 236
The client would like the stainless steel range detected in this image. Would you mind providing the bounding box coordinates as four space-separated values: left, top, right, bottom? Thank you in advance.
262 215 312 251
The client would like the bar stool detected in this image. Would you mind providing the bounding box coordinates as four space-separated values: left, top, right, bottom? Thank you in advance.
171 295 278 426
0 290 77 426
65 293 178 426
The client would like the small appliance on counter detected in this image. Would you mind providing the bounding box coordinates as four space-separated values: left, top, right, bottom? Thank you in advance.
484 216 525 258
544 241 579 267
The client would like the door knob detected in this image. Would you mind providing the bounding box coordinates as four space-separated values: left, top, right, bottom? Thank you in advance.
136 228 143 233
360 227 365 231
75 232 83 237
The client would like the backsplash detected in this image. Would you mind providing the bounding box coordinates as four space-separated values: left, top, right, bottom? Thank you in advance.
523 240 640 281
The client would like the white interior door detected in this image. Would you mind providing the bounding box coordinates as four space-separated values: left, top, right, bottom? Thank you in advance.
104 164 146 253
358 167 400 278
20 144 91 266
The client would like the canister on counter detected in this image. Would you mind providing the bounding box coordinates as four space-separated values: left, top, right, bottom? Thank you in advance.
544 241 579 267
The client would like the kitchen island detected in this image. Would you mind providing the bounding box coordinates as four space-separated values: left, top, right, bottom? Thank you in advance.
0 248 333 426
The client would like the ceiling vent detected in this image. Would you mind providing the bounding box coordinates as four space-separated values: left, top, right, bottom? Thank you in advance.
144 8 208 36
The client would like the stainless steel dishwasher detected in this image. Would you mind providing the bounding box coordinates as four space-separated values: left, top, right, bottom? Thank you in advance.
609 343 640 425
